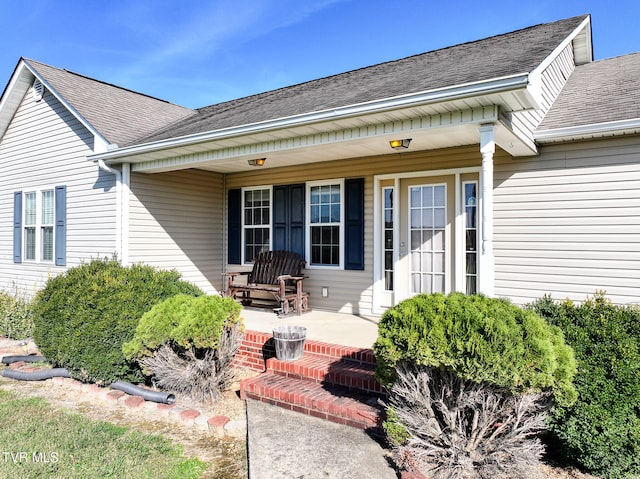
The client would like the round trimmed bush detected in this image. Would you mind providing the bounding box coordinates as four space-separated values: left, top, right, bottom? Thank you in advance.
531 293 640 479
374 292 577 404
123 294 244 402
32 258 203 384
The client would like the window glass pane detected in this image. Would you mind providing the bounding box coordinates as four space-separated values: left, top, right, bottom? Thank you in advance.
434 186 445 206
42 191 54 224
434 208 445 228
423 187 433 207
25 193 36 225
410 187 421 207
42 226 53 261
410 230 421 250
384 230 393 249
25 227 36 260
310 225 339 265
410 209 421 228
433 274 445 293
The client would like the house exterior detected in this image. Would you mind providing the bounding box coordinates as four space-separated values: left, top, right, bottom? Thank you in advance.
1 14 639 315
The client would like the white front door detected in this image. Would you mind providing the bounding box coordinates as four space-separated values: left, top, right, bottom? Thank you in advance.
374 172 480 312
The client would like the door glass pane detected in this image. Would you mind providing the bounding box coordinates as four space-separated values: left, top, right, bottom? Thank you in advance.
409 184 447 296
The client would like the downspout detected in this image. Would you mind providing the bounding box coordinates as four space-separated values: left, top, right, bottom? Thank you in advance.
97 159 122 261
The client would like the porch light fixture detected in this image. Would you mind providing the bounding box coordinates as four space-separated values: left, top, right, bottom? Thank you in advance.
389 138 411 150
248 158 266 166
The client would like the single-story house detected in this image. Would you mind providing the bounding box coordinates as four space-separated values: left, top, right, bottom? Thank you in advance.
1 13 639 315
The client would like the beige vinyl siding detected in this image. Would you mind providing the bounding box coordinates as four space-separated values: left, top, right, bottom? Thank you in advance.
494 136 640 305
0 85 117 298
507 45 575 144
226 146 482 314
128 169 224 294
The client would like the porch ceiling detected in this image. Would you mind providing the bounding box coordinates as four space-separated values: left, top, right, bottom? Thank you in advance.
97 85 539 174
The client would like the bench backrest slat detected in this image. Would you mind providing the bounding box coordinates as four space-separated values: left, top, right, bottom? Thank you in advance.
247 250 305 285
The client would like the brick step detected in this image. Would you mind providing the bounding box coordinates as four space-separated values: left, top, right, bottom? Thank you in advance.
240 372 385 431
266 352 384 396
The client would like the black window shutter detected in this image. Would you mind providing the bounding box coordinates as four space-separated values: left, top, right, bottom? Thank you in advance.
228 189 241 264
344 178 365 270
272 185 287 251
13 192 22 263
272 184 305 257
55 185 67 266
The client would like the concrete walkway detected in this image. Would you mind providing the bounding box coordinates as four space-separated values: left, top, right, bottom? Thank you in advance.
242 308 399 478
246 399 397 479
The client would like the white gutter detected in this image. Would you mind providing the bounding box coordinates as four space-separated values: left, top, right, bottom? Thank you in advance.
89 73 532 163
96 159 122 261
534 118 640 142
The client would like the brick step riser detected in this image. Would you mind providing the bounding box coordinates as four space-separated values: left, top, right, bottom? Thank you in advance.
240 330 377 364
240 379 384 431
266 358 385 396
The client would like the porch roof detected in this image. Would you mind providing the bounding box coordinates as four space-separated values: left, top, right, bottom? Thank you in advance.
87 15 591 172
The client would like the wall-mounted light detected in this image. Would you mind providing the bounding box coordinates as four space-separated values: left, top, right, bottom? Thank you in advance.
389 138 412 150
248 158 266 166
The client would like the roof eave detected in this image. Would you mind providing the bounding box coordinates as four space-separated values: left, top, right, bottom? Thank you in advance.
89 73 533 164
534 118 640 142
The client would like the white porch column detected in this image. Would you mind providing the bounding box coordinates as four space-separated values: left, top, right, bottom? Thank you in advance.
479 124 495 296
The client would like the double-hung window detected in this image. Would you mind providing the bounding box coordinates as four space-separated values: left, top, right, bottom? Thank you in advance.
23 190 55 262
308 180 343 267
242 187 271 263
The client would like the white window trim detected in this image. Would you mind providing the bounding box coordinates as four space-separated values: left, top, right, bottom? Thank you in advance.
241 185 272 265
462 180 479 295
306 178 345 269
23 188 55 264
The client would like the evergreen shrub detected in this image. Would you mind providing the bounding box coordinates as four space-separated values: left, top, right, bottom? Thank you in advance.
123 294 244 402
530 293 640 479
374 292 577 404
122 294 243 359
0 291 34 340
375 292 578 478
32 258 203 384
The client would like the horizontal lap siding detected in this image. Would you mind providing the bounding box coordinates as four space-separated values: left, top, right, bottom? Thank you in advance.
494 137 640 305
128 170 224 294
225 147 481 314
0 86 116 298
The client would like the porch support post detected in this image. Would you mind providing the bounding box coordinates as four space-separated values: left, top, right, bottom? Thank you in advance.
479 124 495 297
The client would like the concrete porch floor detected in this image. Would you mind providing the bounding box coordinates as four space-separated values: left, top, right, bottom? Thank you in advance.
240 307 382 350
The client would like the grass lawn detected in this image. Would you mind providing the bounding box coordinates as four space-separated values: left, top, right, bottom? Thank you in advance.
0 389 207 479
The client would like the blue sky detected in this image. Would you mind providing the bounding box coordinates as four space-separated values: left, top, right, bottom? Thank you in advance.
1 0 639 109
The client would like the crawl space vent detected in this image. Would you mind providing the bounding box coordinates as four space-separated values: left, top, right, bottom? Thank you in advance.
32 79 44 102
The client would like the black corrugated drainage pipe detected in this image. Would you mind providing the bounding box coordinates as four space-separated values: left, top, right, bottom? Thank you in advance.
110 380 176 405
1 355 46 365
1 368 71 381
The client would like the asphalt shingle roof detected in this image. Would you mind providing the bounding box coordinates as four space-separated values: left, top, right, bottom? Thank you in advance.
537 52 640 131
25 59 193 146
138 15 589 145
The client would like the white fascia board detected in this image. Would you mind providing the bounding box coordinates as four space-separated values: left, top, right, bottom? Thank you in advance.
0 60 33 139
88 73 531 164
534 118 640 142
22 60 110 153
532 16 592 77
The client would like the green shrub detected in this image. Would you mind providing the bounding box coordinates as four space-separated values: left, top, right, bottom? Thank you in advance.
32 258 203 384
374 292 577 405
122 294 243 360
530 293 640 479
0 291 34 340
123 294 244 402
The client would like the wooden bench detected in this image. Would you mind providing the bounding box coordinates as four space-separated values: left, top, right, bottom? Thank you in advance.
223 250 310 316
